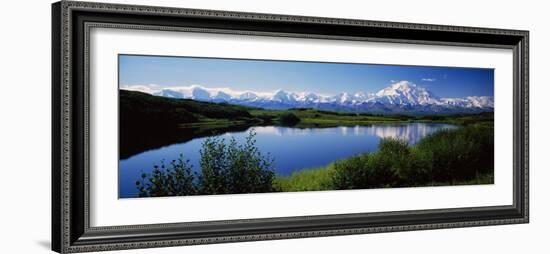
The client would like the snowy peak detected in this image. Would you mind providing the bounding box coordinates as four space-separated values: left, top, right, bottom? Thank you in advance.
374 81 437 105
377 81 417 96
466 96 494 108
375 81 413 97
190 86 211 100
239 91 259 101
353 91 369 101
158 89 184 98
303 92 321 102
213 91 231 101
440 96 494 108
336 92 353 104
271 90 297 103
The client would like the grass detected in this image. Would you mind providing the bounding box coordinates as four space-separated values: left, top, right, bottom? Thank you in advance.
171 107 418 130
424 173 494 187
249 108 409 128
178 119 251 128
249 108 494 128
275 170 493 193
273 166 335 192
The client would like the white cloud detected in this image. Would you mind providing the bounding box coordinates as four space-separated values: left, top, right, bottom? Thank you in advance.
421 78 437 82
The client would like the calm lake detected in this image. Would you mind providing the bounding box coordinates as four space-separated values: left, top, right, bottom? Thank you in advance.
119 123 456 198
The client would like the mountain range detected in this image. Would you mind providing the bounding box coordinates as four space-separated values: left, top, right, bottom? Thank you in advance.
121 81 494 114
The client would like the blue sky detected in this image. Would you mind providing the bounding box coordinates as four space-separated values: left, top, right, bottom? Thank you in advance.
119 55 494 98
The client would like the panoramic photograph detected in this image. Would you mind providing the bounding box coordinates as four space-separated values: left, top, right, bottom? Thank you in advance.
118 54 495 199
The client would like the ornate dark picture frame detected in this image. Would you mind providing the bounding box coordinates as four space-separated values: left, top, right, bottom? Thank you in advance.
52 1 529 253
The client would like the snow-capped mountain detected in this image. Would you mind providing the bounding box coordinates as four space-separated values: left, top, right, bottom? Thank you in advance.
271 90 298 103
239 91 259 101
213 91 231 101
371 81 439 105
303 92 321 103
121 81 494 114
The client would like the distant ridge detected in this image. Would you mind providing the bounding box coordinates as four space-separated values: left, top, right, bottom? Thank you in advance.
121 81 494 114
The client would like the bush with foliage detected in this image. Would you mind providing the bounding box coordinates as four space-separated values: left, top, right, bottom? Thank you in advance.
136 131 276 197
415 125 494 183
199 131 275 194
279 113 301 126
331 153 371 189
331 139 408 189
136 155 197 197
330 125 493 189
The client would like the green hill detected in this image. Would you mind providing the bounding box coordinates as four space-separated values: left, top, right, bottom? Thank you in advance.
119 90 263 159
120 90 259 126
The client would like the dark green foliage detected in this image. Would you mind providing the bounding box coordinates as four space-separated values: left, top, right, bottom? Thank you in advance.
331 125 493 189
418 115 446 121
415 124 494 183
337 112 359 117
199 132 275 194
425 112 494 126
315 109 342 116
120 90 262 159
331 154 372 189
120 90 255 126
375 139 415 185
255 114 275 124
136 131 276 197
331 139 408 189
136 155 196 197
120 91 198 129
279 112 301 126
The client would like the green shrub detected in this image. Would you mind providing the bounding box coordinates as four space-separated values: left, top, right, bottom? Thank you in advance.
415 125 493 183
331 153 372 189
256 114 275 124
279 113 301 126
136 131 276 197
374 138 416 186
136 155 197 197
331 139 408 189
199 131 275 194
331 125 493 189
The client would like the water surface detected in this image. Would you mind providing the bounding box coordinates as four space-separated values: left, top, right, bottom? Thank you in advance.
119 123 455 198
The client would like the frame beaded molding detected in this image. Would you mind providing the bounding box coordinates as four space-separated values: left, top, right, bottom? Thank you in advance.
56 1 529 253
60 1 72 252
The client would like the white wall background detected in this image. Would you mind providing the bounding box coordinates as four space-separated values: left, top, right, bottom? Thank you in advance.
0 0 547 253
